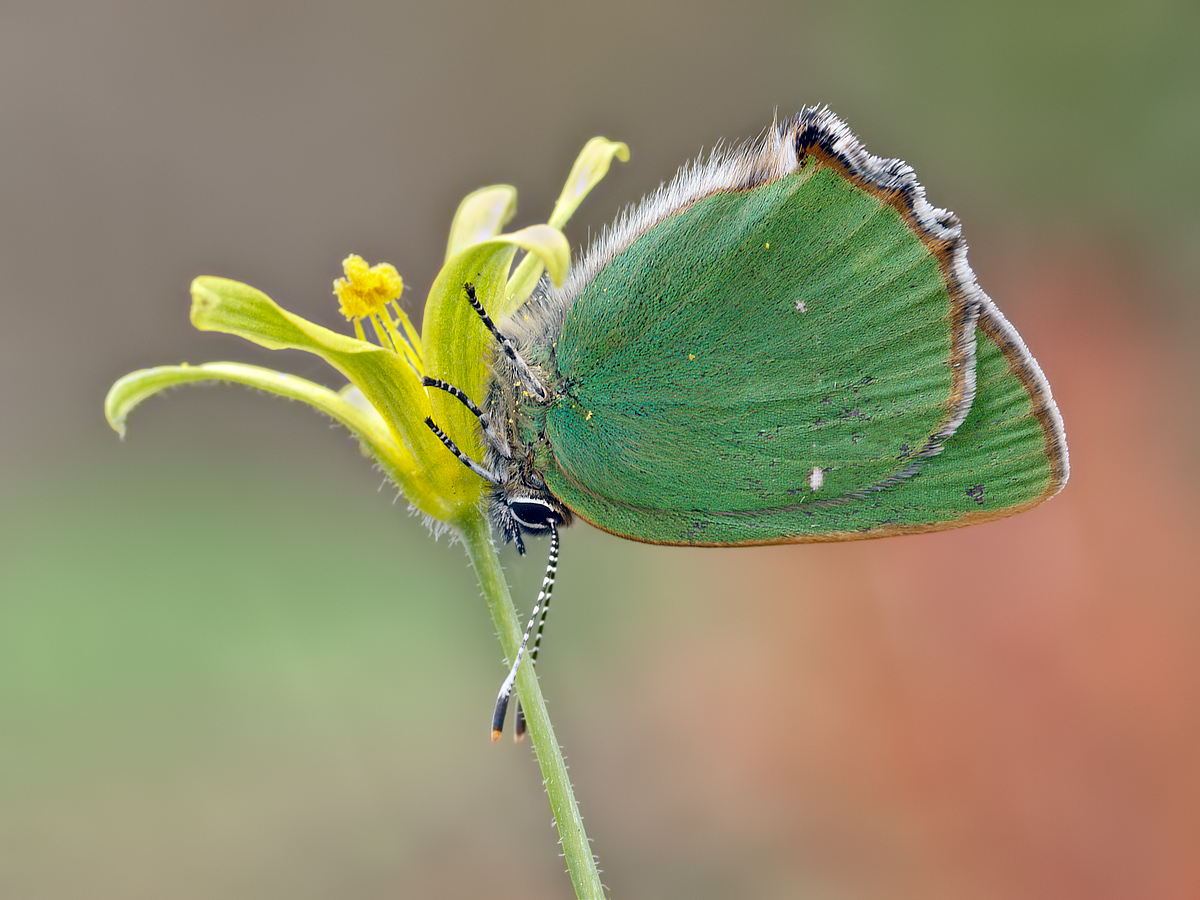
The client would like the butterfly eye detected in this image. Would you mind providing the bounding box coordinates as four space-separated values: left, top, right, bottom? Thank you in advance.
508 498 563 531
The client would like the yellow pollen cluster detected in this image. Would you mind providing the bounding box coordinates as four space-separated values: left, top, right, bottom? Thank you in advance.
333 254 403 321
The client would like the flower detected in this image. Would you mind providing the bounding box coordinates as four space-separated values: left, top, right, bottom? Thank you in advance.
105 138 629 534
104 137 630 897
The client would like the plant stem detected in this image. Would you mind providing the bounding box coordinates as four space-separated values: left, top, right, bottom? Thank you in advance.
458 510 605 900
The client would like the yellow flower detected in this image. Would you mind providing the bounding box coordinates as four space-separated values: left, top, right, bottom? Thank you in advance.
105 138 629 532
103 136 630 898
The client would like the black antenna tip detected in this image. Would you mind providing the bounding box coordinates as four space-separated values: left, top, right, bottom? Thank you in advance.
492 691 512 741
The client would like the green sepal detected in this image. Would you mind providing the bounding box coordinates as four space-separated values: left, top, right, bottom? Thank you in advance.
421 227 569 478
445 185 518 261
504 138 629 312
188 277 473 520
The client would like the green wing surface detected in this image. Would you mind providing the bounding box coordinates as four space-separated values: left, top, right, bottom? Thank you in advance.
537 156 1064 544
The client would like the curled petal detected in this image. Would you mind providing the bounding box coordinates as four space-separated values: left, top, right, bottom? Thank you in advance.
103 361 455 520
506 137 630 307
445 185 518 260
548 137 631 230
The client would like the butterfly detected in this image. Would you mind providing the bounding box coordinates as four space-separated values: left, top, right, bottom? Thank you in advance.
423 106 1069 738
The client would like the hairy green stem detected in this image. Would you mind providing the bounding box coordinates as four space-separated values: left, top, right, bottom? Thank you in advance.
457 510 604 899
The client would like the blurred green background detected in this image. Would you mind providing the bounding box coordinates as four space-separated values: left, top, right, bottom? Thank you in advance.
2 1 1198 898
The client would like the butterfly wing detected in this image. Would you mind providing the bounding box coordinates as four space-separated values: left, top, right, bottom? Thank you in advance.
533 110 1067 545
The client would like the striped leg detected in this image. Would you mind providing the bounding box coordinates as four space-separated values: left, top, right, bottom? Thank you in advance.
463 283 549 403
422 376 510 458
423 416 499 485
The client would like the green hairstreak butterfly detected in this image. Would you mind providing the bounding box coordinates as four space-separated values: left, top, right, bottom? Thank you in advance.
423 107 1069 738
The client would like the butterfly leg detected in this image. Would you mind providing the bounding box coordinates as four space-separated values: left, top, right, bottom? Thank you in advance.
423 416 500 484
422 376 511 457
463 283 550 403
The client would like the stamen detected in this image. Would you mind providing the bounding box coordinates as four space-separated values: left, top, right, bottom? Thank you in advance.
391 301 425 360
370 313 401 354
333 254 404 322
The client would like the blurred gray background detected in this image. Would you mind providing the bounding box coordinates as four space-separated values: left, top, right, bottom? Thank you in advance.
2 1 1198 898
